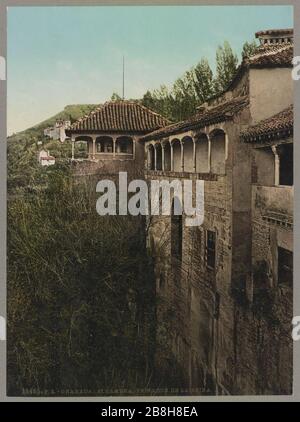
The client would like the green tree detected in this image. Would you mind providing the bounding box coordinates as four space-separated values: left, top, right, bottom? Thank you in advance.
111 92 122 101
214 41 238 94
242 40 258 58
193 58 214 104
172 71 197 121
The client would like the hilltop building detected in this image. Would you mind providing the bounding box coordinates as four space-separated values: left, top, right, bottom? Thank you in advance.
66 28 294 395
66 101 169 177
38 149 56 167
44 120 71 143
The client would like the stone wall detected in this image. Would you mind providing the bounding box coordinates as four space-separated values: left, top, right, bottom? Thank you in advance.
145 105 293 395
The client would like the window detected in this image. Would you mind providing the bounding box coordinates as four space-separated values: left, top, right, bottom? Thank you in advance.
278 247 293 285
278 143 293 186
171 214 182 260
206 230 216 269
214 292 220 319
117 137 133 154
171 198 183 261
96 137 113 153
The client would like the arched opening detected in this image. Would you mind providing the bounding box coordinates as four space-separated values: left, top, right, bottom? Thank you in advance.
183 136 194 173
116 136 133 154
148 144 155 170
96 136 113 153
172 139 181 172
195 133 209 173
155 143 163 171
210 129 226 174
74 136 92 159
163 142 171 171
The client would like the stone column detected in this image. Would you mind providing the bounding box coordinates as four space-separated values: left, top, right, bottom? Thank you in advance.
113 138 116 157
154 144 157 171
207 134 212 173
133 138 136 159
71 138 75 160
180 141 184 172
193 139 196 172
272 145 280 186
92 137 96 160
161 144 165 171
225 133 229 160
146 145 149 170
170 141 174 172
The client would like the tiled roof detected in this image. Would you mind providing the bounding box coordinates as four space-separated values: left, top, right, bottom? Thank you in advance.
66 101 170 134
208 42 293 102
241 105 293 143
245 43 293 67
141 96 249 141
255 28 293 37
41 156 55 161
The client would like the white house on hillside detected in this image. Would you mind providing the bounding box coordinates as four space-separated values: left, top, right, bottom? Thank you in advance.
38 149 56 166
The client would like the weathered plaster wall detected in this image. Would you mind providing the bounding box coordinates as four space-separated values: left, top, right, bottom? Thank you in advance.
249 68 293 123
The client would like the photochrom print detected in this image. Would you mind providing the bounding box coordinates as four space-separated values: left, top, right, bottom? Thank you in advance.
6 4 294 397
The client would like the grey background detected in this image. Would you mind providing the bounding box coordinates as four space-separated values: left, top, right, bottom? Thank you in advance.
0 0 298 402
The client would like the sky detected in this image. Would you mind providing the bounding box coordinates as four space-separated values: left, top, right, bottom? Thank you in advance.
7 5 293 135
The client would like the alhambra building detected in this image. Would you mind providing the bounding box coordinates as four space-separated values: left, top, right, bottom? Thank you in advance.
67 28 294 395
66 101 169 177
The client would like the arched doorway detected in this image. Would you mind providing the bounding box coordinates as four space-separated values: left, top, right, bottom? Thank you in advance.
116 136 133 154
96 136 114 154
73 136 92 159
163 142 171 171
210 129 226 174
172 139 182 172
155 143 163 171
148 144 155 170
183 136 194 173
195 133 209 173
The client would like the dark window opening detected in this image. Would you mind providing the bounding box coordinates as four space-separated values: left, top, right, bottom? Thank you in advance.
171 198 183 261
278 143 293 186
120 142 128 153
206 230 216 269
214 292 220 319
171 215 182 260
278 247 293 285
96 137 113 153
156 146 162 171
117 137 133 154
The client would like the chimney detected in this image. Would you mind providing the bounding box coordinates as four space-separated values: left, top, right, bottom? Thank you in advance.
255 28 293 46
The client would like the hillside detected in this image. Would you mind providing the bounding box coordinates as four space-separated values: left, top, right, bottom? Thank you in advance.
7 104 98 192
8 104 98 142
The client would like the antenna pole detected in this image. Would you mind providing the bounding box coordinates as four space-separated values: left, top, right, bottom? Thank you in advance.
122 56 125 100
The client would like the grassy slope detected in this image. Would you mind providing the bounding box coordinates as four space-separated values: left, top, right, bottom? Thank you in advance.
7 104 98 191
8 104 98 142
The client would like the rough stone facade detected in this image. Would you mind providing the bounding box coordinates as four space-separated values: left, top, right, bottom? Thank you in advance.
68 29 294 395
143 31 293 395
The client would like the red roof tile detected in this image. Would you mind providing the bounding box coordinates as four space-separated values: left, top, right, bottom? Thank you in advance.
41 156 55 160
241 105 293 142
255 28 293 37
66 101 170 135
141 96 249 141
245 43 293 67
